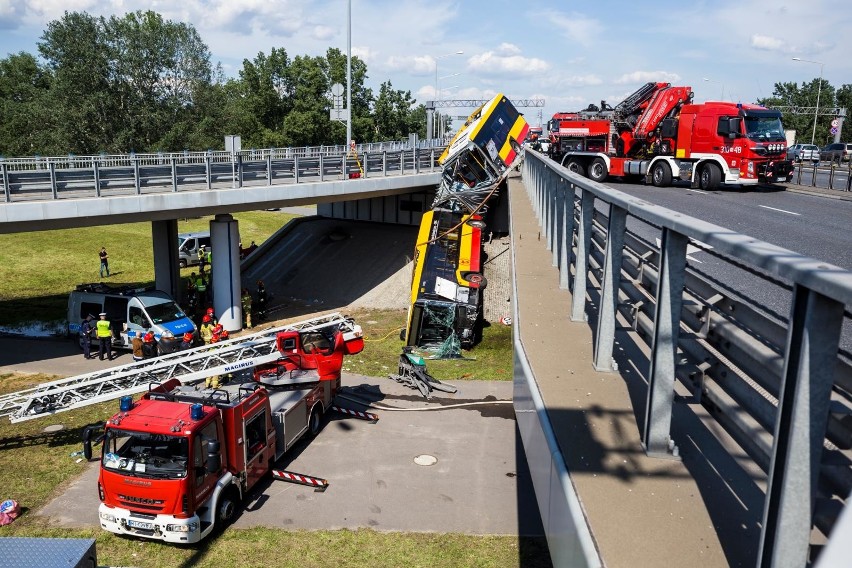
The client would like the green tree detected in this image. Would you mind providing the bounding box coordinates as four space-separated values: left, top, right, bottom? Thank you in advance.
373 80 417 140
760 78 837 146
0 52 54 156
38 11 115 154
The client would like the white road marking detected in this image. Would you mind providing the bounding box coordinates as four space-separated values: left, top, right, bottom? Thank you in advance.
758 205 800 216
686 189 709 194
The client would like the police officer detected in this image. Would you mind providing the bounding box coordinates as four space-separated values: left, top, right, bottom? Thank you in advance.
96 312 113 361
80 315 95 359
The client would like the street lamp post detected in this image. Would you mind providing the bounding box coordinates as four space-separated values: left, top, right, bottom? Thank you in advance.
792 57 824 146
437 74 460 140
702 77 725 101
432 51 463 141
346 0 352 148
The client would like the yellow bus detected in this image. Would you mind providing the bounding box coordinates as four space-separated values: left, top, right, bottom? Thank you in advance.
404 207 487 353
436 93 529 207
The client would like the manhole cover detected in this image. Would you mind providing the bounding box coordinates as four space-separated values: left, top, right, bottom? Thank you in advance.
43 424 65 433
414 454 438 466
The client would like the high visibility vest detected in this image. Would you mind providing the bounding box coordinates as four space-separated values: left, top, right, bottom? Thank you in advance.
96 319 111 338
196 277 207 292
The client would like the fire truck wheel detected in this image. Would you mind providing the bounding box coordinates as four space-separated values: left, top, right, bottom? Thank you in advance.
216 487 240 526
308 405 324 437
564 159 585 177
699 163 721 190
588 158 608 182
651 162 672 187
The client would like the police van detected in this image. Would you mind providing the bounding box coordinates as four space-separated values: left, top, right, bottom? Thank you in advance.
178 231 211 268
67 283 196 351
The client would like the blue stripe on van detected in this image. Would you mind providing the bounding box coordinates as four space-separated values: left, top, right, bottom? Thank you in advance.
162 318 196 335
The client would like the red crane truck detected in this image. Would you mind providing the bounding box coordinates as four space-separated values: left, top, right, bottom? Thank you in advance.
546 82 793 189
96 319 364 544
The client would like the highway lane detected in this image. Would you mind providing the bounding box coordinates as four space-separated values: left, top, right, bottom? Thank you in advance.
588 179 852 353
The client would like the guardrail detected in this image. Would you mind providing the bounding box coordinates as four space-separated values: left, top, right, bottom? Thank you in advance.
791 160 852 191
0 143 447 203
519 149 852 566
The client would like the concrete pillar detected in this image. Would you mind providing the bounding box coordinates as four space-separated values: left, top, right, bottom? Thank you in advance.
210 214 242 332
152 219 180 300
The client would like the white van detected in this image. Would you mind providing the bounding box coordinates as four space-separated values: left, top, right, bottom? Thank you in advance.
67 283 196 351
178 231 211 268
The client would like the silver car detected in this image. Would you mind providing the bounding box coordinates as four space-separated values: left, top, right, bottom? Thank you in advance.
787 143 819 163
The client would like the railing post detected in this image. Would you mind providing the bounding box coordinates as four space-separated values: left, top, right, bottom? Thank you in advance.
1 162 9 202
642 227 688 458
383 151 387 176
92 158 101 197
548 169 558 259
415 148 420 174
236 154 243 188
266 154 273 185
294 156 300 183
570 190 595 322
593 204 627 371
553 169 564 270
431 149 435 172
362 152 368 179
133 156 141 195
170 157 178 192
205 154 212 190
319 154 324 182
49 161 58 199
757 285 843 568
559 178 574 291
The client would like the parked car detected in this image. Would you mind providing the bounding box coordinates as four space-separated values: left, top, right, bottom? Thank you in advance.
819 142 852 164
787 143 820 163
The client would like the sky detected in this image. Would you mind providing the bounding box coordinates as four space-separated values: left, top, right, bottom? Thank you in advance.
0 0 849 130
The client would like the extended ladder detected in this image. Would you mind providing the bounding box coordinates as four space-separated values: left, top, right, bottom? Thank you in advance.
0 312 356 423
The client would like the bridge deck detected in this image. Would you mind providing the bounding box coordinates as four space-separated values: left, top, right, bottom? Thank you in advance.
509 174 763 567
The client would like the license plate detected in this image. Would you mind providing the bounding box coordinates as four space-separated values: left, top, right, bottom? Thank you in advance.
127 519 154 530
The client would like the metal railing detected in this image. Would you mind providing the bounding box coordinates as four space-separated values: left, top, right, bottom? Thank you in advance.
791 160 852 191
519 149 852 567
0 141 446 203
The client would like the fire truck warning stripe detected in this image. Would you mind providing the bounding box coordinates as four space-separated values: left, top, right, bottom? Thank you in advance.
272 470 329 488
331 406 379 421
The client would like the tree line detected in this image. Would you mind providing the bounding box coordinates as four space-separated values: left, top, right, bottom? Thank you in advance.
759 80 852 146
0 10 426 157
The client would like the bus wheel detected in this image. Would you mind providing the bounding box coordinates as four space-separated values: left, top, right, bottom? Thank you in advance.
464 273 487 289
564 159 585 176
651 162 672 187
588 158 608 182
699 163 721 190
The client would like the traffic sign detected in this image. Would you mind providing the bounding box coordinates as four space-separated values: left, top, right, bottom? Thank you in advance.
831 118 839 128
831 127 838 135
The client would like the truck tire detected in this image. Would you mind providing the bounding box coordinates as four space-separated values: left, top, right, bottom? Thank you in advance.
699 163 721 190
308 404 324 438
564 159 585 177
651 162 672 187
216 487 240 527
179 259 187 269
588 158 608 182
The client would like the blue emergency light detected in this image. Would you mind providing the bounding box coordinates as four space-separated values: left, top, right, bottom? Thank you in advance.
119 396 133 412
190 403 204 421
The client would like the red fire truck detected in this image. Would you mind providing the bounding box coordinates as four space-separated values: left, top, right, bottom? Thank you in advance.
546 82 793 189
96 319 364 544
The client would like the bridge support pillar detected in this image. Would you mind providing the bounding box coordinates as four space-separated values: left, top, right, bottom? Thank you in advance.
210 214 242 332
152 219 181 301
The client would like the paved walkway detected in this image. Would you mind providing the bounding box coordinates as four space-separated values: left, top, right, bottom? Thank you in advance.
509 172 761 567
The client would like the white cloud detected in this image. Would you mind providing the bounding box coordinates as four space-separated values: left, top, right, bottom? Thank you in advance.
311 25 335 41
750 34 788 53
386 55 435 75
615 70 681 84
467 50 549 76
496 43 521 56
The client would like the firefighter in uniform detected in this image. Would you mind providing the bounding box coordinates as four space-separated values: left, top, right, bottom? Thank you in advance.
96 312 113 361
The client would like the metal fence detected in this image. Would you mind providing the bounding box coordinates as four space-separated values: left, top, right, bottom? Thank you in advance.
791 160 852 192
518 149 852 567
0 141 446 203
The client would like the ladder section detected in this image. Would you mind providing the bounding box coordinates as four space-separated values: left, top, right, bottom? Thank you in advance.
0 312 355 423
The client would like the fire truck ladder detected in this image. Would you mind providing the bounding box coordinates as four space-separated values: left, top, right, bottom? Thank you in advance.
613 81 664 119
0 313 356 423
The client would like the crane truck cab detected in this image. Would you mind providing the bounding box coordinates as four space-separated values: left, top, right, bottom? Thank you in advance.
551 83 793 190
97 319 363 544
68 283 196 353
